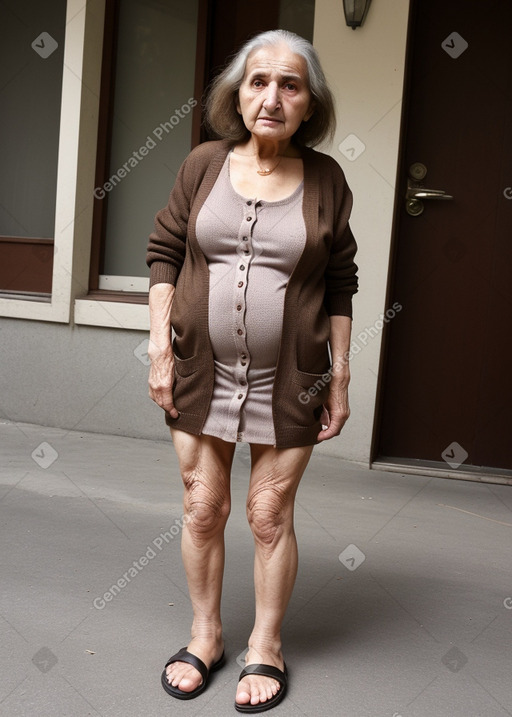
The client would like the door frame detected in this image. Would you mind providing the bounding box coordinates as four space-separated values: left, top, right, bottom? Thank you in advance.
369 0 512 486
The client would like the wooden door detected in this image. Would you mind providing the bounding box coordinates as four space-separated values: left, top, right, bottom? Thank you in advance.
375 0 512 475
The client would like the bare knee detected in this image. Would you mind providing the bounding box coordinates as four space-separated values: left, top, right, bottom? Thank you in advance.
246 480 291 548
182 466 230 542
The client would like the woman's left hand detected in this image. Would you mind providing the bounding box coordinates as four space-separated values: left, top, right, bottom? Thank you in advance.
317 369 351 442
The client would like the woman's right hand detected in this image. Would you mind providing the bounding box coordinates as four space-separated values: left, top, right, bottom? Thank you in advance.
148 342 179 418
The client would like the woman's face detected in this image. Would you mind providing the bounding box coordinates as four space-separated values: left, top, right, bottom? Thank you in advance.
237 43 314 144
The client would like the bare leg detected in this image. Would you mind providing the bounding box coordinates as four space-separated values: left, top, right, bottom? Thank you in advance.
235 443 314 708
165 429 235 693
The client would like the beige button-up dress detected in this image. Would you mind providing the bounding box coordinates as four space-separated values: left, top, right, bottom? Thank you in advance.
195 154 306 444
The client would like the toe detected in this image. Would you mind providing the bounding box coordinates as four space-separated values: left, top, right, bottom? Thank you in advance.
236 676 280 706
251 683 266 705
254 679 277 705
265 680 278 700
178 675 201 691
165 666 176 685
251 689 264 706
166 662 203 692
235 678 252 705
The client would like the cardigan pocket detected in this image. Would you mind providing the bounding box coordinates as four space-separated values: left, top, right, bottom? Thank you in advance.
174 353 201 378
172 354 203 414
290 368 330 427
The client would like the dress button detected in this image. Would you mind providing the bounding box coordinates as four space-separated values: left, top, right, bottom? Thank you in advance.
246 216 252 221
240 265 245 271
237 329 243 335
238 393 243 399
236 304 242 311
240 380 247 386
243 250 249 255
241 361 247 366
242 236 248 241
241 353 247 359
246 200 252 206
238 281 244 287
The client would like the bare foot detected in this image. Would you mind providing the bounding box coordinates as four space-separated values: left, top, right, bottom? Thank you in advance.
165 637 224 693
235 647 285 707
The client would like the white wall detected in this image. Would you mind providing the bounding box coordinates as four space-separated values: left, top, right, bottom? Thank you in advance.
313 0 411 464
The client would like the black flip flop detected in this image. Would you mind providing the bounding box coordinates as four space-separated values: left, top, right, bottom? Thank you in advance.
234 663 288 713
161 646 226 699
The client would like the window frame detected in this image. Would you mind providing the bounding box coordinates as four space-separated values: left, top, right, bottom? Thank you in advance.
0 0 108 324
84 0 209 308
0 0 207 330
76 0 209 330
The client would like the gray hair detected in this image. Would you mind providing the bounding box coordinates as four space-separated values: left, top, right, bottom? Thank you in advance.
205 29 336 147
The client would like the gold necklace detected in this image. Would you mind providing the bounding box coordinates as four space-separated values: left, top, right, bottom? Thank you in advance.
256 156 282 176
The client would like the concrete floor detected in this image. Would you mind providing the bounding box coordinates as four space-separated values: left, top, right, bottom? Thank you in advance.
1 420 511 717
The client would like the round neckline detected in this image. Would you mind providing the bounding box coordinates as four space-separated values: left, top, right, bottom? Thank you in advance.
226 150 304 206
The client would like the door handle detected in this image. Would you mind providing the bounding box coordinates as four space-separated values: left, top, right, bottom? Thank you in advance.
405 164 454 216
406 178 453 200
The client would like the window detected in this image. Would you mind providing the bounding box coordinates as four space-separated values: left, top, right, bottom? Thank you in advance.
0 0 66 297
94 0 199 294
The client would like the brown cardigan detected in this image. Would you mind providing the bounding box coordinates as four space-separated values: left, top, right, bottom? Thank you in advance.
147 139 358 448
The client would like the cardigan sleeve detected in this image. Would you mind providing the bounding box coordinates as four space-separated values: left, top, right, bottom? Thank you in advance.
323 160 359 319
146 154 194 288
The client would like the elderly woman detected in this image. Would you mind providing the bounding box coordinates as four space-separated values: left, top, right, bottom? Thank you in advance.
147 29 358 713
